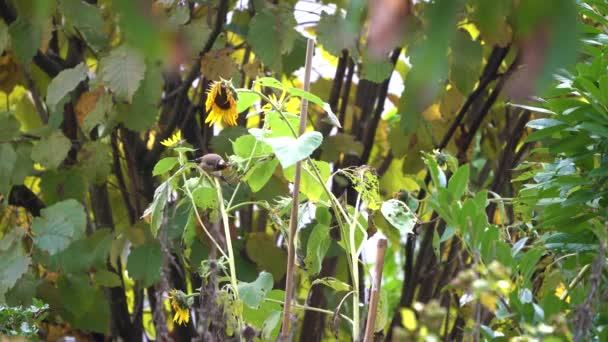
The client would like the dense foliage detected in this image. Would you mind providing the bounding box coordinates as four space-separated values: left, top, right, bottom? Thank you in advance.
0 0 606 341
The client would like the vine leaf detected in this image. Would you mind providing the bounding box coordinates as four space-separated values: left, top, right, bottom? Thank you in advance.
99 45 146 102
126 243 162 287
32 199 87 255
31 130 71 170
248 8 297 71
46 62 88 112
0 238 31 302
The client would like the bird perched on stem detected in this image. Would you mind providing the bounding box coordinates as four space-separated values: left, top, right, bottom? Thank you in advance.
195 153 238 184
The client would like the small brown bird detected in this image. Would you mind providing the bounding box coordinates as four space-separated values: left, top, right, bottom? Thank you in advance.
195 153 229 174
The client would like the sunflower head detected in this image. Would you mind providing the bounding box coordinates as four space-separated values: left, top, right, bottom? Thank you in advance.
161 130 183 147
205 80 238 127
169 289 193 325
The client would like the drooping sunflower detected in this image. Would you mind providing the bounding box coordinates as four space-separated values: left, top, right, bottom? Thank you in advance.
169 289 191 325
205 80 238 127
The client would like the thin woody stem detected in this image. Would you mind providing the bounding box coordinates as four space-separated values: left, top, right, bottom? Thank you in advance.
280 38 315 341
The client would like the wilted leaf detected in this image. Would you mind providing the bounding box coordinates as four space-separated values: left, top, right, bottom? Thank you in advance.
201 48 238 81
381 199 416 235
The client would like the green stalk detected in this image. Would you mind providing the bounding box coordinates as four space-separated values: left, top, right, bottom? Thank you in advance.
214 177 239 300
180 169 228 260
349 191 363 341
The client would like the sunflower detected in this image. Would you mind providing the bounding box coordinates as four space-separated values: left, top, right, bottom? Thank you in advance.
205 80 238 127
160 129 183 147
169 289 191 325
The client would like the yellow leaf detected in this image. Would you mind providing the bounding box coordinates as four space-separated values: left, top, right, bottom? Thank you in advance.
422 103 443 122
479 292 498 311
400 308 417 331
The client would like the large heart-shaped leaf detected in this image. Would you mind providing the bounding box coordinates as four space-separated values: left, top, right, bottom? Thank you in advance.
264 131 323 168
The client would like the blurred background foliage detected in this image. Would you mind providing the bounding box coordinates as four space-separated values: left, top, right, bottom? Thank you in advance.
0 0 607 341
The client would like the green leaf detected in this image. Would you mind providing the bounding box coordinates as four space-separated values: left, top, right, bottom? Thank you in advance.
0 240 31 302
82 91 115 135
424 154 447 188
122 62 162 131
282 33 307 75
77 141 111 184
183 17 212 55
94 269 122 288
381 199 416 236
99 45 146 102
238 271 274 309
58 274 110 333
284 160 330 202
361 53 394 83
305 223 331 276
243 157 279 192
311 277 352 293
32 199 87 255
287 87 341 128
0 144 16 195
449 30 483 94
46 62 88 111
321 133 363 162
60 0 108 52
142 181 170 237
447 164 469 199
168 5 189 26
236 91 260 113
210 126 248 157
248 8 297 71
316 12 357 57
399 0 463 134
245 233 287 281
233 134 273 158
153 157 179 176
40 168 86 205
191 185 218 211
31 130 71 170
255 77 284 90
264 131 323 168
0 112 21 141
8 17 42 65
126 243 162 287
49 229 113 273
